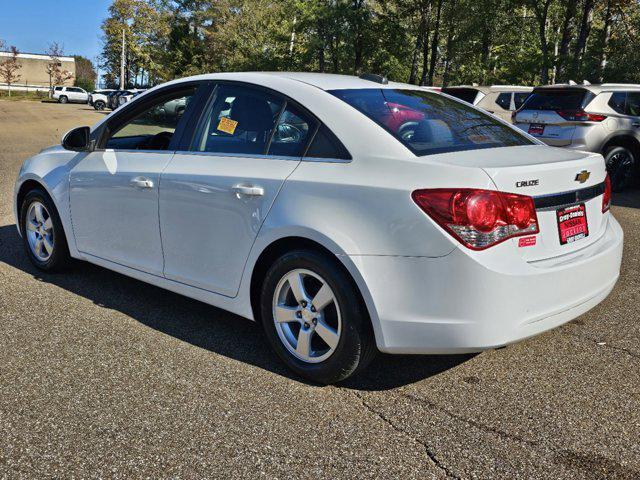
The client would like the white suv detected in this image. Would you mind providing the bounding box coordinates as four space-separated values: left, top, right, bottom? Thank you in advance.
442 85 533 123
52 86 89 104
89 89 115 110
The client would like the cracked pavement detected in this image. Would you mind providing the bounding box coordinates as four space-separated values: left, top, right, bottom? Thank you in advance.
1 101 639 479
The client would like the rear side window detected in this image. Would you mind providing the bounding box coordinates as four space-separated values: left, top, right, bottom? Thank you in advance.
513 92 530 109
268 104 316 157
608 92 627 114
194 84 283 155
495 93 512 110
522 89 595 111
305 125 351 160
330 88 531 157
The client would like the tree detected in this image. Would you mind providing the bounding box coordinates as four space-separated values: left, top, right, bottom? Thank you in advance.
74 55 97 91
529 0 554 84
0 46 22 97
46 43 74 93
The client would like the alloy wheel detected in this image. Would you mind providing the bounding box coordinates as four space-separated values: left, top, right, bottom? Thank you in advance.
272 269 342 363
25 201 54 261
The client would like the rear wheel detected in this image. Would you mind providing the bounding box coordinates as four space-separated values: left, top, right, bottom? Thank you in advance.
20 189 71 271
260 249 376 384
605 146 635 192
58 95 68 104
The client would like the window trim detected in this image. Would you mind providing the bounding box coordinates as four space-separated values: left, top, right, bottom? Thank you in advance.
187 80 351 162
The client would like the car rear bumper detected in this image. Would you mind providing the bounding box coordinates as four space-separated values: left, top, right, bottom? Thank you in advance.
354 215 623 354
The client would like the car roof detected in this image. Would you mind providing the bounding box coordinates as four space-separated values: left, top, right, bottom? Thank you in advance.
162 71 421 92
533 83 640 94
444 85 532 93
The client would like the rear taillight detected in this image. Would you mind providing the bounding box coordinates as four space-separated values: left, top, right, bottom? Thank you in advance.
412 189 539 250
603 174 611 213
556 110 607 122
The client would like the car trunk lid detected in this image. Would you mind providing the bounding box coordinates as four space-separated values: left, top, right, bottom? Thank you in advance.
426 145 608 261
480 146 607 261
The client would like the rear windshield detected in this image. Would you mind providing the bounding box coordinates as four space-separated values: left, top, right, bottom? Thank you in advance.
329 88 531 156
522 89 595 111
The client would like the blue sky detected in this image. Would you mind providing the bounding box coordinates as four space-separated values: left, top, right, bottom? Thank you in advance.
0 0 112 60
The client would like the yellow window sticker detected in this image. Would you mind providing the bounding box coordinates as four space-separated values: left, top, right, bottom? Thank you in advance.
217 117 238 135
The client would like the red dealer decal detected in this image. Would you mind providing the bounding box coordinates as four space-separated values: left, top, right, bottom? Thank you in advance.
518 236 537 247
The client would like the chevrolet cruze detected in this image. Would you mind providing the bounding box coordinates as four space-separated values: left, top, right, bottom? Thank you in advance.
14 72 623 383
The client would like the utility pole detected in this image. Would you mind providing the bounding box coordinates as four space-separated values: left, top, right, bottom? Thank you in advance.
289 15 297 56
120 28 125 90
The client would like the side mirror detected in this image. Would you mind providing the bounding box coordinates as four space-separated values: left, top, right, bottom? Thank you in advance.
62 126 92 152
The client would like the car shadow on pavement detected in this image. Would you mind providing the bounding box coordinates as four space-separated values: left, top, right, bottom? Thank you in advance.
0 224 472 391
612 187 640 209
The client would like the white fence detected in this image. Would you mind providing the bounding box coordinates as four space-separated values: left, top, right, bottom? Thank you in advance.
0 83 50 93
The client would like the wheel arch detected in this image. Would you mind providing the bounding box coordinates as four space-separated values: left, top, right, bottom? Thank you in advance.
15 177 69 243
247 235 383 347
602 133 640 162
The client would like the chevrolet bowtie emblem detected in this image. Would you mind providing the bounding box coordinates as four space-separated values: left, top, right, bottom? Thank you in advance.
575 170 590 183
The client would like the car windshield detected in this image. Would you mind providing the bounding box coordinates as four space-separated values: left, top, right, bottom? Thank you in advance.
521 89 595 111
329 88 531 156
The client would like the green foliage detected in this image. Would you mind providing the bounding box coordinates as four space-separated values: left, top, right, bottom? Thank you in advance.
100 0 640 87
74 55 97 91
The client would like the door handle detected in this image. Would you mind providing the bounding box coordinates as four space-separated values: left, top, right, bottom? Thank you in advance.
130 176 154 189
232 184 265 197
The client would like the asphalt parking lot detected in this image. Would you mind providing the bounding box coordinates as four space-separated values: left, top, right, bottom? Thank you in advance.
0 100 639 479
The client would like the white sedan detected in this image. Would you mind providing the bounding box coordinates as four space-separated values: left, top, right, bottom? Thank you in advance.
14 72 623 383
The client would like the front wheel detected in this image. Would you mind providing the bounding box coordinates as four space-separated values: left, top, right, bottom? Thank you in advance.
260 250 376 384
20 189 71 271
94 100 106 111
605 146 635 192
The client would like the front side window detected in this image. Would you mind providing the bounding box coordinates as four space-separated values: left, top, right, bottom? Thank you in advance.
105 88 196 150
330 88 531 156
195 85 283 155
626 92 640 116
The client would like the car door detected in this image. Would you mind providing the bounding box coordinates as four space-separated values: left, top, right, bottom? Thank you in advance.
69 83 204 275
160 83 317 297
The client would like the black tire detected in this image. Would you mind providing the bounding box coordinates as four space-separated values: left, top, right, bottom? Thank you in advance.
605 145 635 192
260 249 377 384
94 100 106 111
58 95 68 104
19 188 71 272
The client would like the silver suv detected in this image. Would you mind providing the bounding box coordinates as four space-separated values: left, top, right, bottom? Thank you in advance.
514 84 640 191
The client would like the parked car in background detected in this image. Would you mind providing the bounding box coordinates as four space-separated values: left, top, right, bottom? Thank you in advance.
514 84 640 191
442 85 533 123
52 86 89 104
107 90 133 110
13 72 622 383
89 89 116 110
118 89 146 107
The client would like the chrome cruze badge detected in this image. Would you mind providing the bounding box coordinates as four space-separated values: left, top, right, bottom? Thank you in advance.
516 179 539 188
